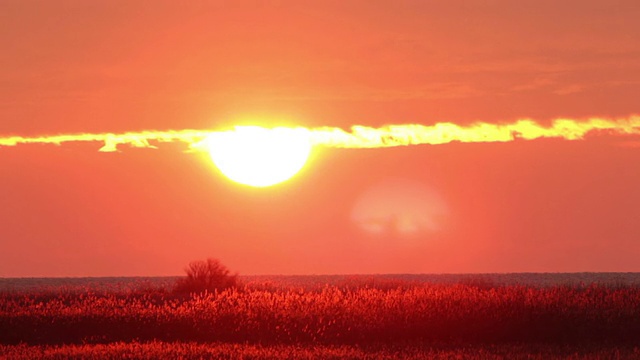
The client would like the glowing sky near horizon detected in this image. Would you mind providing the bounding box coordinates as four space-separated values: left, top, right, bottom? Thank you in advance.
2 0 640 277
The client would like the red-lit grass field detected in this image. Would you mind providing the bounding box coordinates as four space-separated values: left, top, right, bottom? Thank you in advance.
2 278 640 359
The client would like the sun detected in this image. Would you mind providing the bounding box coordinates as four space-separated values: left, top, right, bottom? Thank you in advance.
203 126 312 187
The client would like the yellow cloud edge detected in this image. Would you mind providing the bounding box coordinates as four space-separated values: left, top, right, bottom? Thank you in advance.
0 116 639 152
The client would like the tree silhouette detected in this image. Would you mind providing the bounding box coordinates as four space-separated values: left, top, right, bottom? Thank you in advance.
174 258 237 294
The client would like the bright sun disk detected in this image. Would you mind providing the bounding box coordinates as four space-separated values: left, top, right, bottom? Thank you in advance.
203 126 312 187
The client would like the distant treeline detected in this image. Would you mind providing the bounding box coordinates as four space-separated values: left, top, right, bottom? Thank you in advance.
4 272 640 293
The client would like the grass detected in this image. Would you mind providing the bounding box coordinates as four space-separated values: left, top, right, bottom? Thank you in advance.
2 342 639 360
1 278 639 358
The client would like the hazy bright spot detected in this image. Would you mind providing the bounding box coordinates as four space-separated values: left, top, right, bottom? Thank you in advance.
351 178 449 239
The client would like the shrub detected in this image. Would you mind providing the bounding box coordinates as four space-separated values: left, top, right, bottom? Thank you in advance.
174 258 238 294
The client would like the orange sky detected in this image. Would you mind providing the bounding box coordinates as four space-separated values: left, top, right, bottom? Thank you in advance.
1 0 640 276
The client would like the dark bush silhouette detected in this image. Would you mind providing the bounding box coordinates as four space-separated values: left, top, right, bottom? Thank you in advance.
174 258 238 294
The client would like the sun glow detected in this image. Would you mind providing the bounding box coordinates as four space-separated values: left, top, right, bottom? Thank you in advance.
201 126 312 187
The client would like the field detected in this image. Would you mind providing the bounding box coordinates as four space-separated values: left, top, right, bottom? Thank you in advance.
1 275 640 359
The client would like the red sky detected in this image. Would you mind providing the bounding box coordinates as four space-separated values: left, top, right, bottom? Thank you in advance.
1 0 640 276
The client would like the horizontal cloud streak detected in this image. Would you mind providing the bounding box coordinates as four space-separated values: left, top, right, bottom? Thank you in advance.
0 130 213 152
0 116 639 152
311 116 640 148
